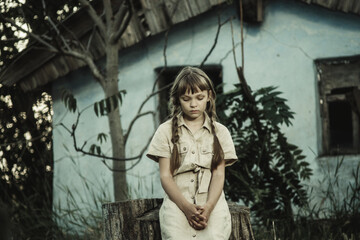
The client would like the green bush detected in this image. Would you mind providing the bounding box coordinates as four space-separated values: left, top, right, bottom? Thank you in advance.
217 84 312 238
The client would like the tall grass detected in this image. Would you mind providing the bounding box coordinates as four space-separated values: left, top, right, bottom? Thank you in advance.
252 157 360 240
1 160 159 239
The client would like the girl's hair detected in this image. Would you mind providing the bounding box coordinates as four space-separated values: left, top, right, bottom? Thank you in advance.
169 66 224 174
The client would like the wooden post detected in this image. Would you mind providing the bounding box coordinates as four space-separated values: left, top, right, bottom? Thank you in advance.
103 198 255 240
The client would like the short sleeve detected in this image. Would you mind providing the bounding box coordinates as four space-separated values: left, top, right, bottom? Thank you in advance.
146 123 172 162
217 124 238 167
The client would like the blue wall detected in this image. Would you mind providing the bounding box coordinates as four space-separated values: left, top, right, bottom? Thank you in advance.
52 0 360 228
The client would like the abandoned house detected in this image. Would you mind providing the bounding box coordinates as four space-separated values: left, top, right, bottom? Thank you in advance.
1 0 360 229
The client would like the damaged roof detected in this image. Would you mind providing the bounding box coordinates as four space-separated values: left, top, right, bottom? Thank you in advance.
0 0 359 92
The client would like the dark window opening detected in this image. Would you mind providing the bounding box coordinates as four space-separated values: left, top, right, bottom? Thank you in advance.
329 101 353 149
155 65 223 123
331 87 354 94
316 55 360 156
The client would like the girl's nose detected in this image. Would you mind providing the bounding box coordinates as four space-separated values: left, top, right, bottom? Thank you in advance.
190 100 197 107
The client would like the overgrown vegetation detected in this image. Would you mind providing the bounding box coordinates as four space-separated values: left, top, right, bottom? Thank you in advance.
253 158 360 240
0 84 53 239
1 83 359 239
1 158 108 240
217 84 312 237
217 84 360 240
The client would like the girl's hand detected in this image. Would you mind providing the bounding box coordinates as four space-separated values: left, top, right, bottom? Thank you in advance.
196 203 214 225
182 202 207 230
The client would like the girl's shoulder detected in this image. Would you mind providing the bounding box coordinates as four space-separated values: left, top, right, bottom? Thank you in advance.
213 121 230 133
155 118 173 135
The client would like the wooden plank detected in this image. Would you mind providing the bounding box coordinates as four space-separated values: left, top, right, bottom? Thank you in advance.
118 15 145 49
141 0 169 33
164 0 193 24
209 0 224 6
316 59 360 93
326 94 346 102
352 111 359 151
337 0 353 12
353 0 360 13
196 0 212 11
0 48 56 86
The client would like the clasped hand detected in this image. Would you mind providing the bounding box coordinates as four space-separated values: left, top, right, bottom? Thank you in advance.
184 203 212 230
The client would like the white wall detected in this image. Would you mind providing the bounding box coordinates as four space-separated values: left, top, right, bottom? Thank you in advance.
52 0 360 229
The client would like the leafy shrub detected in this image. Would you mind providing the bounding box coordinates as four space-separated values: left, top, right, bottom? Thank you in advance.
217 84 312 238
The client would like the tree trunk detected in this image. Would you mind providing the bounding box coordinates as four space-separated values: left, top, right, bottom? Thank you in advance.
103 199 255 240
103 44 128 201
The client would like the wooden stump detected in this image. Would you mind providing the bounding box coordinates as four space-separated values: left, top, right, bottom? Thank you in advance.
103 198 255 240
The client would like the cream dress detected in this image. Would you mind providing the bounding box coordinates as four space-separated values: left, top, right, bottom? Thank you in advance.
147 113 238 240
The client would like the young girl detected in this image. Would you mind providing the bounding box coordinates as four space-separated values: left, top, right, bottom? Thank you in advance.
147 66 237 239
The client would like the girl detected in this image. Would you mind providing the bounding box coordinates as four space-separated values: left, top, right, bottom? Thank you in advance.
147 66 237 239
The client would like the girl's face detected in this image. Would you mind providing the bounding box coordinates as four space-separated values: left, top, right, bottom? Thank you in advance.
179 87 209 121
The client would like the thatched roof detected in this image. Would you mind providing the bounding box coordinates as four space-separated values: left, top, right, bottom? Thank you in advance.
0 0 359 92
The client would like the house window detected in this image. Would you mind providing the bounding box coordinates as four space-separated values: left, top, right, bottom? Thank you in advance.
155 65 223 123
316 56 360 155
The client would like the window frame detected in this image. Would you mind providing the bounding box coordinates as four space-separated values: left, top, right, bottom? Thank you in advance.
316 55 360 156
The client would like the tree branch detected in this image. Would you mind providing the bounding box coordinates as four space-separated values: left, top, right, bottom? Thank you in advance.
103 0 113 30
230 18 238 72
111 0 132 44
61 48 105 84
0 133 50 148
59 110 153 162
149 29 170 93
101 135 153 172
79 0 107 40
240 0 245 71
0 14 59 53
230 17 252 103
230 0 264 144
113 0 129 30
86 25 97 51
1 37 29 42
136 29 171 116
124 111 155 145
60 23 88 52
199 16 231 68
41 0 72 51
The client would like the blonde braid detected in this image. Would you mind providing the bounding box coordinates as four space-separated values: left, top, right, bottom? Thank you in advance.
170 107 181 174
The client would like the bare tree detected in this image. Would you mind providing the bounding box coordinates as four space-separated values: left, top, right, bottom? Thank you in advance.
1 0 140 200
1 0 231 201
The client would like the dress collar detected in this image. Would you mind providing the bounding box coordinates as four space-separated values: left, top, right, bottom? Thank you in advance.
178 112 212 133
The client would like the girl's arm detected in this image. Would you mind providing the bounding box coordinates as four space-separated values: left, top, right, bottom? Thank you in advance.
199 159 225 221
159 157 207 229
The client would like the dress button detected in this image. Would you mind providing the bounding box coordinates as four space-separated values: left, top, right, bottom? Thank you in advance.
191 179 194 182
192 151 195 154
191 196 195 199
183 147 187 151
192 234 196 237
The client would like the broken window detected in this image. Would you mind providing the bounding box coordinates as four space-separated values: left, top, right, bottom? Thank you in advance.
316 56 360 155
155 65 223 123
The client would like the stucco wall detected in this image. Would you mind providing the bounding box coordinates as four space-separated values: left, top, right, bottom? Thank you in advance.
52 0 360 228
